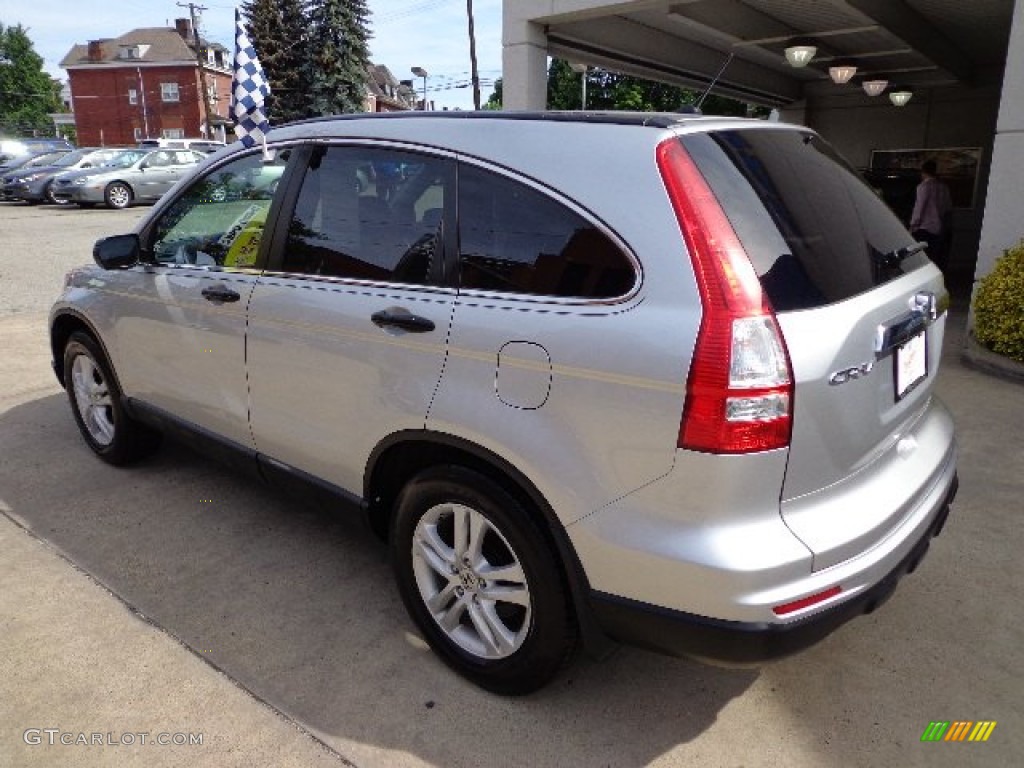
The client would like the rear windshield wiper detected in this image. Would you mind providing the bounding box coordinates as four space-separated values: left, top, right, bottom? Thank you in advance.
875 241 926 268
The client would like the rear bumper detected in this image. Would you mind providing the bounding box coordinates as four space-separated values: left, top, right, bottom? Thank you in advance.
590 473 957 663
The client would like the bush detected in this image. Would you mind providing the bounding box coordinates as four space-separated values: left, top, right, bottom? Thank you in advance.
974 240 1024 363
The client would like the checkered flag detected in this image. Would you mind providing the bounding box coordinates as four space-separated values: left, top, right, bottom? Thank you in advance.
231 8 271 148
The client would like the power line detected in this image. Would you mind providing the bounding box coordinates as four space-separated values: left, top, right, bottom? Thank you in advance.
374 0 458 24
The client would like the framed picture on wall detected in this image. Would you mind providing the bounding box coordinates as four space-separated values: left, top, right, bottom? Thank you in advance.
869 147 983 209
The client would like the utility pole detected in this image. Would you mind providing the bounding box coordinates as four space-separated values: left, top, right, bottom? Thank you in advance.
466 0 481 110
178 2 214 139
137 67 150 139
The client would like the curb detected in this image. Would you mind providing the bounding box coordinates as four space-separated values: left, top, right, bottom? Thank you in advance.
961 332 1024 384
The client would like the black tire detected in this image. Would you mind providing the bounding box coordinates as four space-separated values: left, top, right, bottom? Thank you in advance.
104 181 132 209
46 181 68 205
391 466 577 695
63 331 161 465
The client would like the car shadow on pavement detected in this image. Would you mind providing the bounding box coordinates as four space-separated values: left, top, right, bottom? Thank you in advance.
0 393 758 767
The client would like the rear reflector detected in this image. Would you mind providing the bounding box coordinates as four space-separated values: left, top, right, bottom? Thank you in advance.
773 586 843 616
656 138 794 454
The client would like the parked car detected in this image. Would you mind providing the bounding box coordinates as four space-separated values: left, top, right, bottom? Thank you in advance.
50 112 958 694
0 136 73 163
2 147 124 204
0 150 73 200
139 137 226 153
49 148 206 209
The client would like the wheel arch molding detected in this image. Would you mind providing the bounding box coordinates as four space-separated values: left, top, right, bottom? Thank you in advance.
49 310 118 390
363 429 618 659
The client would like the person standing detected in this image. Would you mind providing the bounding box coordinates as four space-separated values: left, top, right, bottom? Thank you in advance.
910 159 953 273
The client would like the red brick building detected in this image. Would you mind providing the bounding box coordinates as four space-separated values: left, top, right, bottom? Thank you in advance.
61 19 232 146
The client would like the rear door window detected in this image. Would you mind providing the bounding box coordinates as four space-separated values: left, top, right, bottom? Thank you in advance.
680 129 927 311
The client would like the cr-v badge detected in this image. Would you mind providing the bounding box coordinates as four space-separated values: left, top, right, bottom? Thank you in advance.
829 361 874 385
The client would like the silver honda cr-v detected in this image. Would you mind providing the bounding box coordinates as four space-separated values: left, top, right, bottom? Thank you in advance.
50 112 958 694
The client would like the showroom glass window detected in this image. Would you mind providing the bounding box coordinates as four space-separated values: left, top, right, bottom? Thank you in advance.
281 146 450 285
149 149 291 268
456 165 635 299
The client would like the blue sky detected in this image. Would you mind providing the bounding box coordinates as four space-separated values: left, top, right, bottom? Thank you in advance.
0 0 503 110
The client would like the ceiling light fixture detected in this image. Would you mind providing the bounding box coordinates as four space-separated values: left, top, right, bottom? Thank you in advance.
784 42 817 68
861 78 888 97
829 61 858 84
889 86 913 106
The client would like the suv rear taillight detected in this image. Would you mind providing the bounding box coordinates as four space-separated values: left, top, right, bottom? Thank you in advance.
657 138 793 454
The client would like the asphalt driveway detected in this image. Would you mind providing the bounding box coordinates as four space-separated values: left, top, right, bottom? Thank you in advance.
1 203 1021 767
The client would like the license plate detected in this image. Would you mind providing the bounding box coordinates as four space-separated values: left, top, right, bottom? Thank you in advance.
895 331 927 400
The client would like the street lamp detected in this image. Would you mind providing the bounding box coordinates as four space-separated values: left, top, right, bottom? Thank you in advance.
569 62 588 109
411 66 429 110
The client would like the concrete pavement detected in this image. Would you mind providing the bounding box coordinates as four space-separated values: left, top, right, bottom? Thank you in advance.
1 204 1022 767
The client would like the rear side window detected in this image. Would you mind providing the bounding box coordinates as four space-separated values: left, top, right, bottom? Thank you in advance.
680 129 927 311
457 165 634 299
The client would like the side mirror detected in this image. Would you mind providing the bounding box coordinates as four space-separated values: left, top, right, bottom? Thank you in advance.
93 234 140 269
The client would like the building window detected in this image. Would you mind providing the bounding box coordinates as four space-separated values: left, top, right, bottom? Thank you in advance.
128 88 138 105
161 82 180 102
134 127 143 141
162 128 185 139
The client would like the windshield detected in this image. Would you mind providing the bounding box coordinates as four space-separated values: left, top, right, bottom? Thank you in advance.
53 149 91 167
24 151 67 168
103 151 147 169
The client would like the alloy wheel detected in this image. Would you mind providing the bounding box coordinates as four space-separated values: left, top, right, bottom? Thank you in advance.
411 502 532 660
106 183 131 209
70 353 115 446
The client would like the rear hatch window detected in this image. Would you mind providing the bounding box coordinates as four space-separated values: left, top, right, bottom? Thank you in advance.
680 128 929 312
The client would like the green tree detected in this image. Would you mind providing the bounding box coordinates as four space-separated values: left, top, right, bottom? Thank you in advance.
546 58 581 109
306 0 371 115
484 77 502 110
242 0 310 123
0 23 62 136
545 58 761 116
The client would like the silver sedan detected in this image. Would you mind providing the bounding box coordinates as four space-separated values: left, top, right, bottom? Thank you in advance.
50 149 205 209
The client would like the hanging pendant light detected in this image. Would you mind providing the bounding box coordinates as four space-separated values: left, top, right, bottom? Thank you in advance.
829 61 858 84
784 42 817 68
862 78 888 97
889 86 913 106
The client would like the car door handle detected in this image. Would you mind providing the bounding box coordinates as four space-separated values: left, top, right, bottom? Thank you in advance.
370 309 435 333
201 286 240 303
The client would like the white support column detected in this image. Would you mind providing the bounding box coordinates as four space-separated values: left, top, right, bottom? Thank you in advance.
974 0 1024 288
501 5 549 110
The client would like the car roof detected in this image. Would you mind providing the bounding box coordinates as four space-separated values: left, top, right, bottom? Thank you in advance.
284 109 744 130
